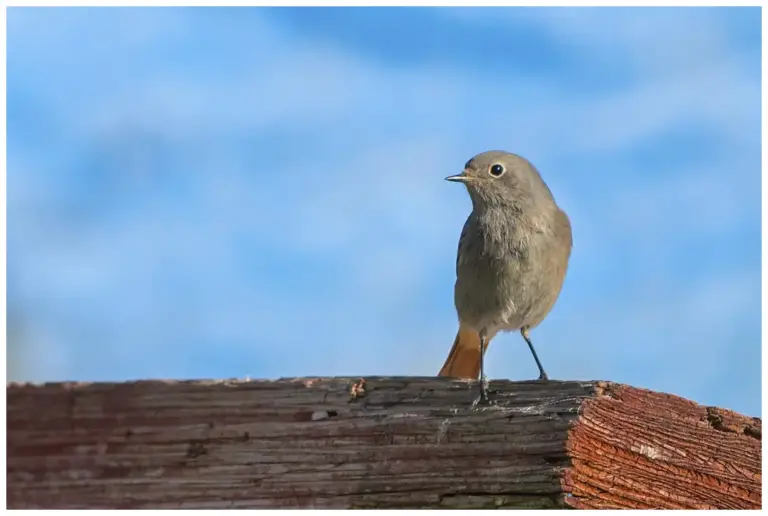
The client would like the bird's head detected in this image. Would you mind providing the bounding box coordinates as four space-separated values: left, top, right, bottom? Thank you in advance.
446 150 554 210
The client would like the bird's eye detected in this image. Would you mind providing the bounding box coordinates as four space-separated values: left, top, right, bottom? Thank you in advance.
489 163 505 177
464 159 473 170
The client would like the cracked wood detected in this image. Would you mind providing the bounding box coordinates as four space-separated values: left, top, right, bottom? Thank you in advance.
6 377 761 509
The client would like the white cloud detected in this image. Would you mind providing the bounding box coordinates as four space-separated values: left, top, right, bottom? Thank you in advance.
443 7 758 155
446 8 734 76
609 167 759 241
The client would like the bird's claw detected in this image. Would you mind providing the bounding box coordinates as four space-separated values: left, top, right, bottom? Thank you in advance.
473 376 498 406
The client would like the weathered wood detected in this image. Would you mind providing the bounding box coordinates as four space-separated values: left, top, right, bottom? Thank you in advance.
6 377 761 509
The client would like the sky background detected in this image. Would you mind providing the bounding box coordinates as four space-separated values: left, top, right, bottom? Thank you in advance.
7 7 761 416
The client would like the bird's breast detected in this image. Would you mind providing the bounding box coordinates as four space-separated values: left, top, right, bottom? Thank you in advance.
454 209 566 331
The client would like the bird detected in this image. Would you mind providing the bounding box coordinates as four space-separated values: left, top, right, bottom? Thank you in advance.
438 150 572 401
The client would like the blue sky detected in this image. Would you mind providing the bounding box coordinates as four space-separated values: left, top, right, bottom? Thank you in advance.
7 7 761 416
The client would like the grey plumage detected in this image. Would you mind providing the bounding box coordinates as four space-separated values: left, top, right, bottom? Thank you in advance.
439 150 572 396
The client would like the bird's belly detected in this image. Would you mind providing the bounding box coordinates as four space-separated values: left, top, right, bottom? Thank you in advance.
454 251 535 333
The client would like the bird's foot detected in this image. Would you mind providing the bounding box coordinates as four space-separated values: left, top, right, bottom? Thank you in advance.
472 376 498 406
537 372 549 381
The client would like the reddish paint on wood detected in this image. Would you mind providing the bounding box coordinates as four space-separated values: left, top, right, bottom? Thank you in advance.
562 382 761 509
6 377 761 509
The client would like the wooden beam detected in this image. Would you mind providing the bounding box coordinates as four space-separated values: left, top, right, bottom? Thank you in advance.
6 377 761 509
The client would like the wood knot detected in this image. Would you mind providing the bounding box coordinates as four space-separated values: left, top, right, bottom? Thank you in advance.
186 440 208 459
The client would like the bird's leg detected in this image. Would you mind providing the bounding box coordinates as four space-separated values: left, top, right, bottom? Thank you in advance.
520 327 548 380
477 328 491 403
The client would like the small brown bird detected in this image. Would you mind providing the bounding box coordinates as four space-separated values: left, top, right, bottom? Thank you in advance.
438 150 572 400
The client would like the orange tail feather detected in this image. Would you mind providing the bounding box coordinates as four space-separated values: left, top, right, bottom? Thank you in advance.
437 326 491 379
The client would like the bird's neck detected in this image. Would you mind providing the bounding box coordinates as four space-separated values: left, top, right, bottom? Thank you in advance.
471 196 556 239
470 193 527 219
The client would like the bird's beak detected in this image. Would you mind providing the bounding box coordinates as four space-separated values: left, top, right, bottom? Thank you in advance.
445 170 470 182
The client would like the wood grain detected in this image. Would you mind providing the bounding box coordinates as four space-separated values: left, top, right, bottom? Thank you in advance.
6 377 761 509
564 382 761 509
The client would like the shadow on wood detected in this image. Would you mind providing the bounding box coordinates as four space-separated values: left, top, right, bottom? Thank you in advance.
6 377 762 509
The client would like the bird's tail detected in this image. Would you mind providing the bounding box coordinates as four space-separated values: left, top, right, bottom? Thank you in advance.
437 326 491 379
